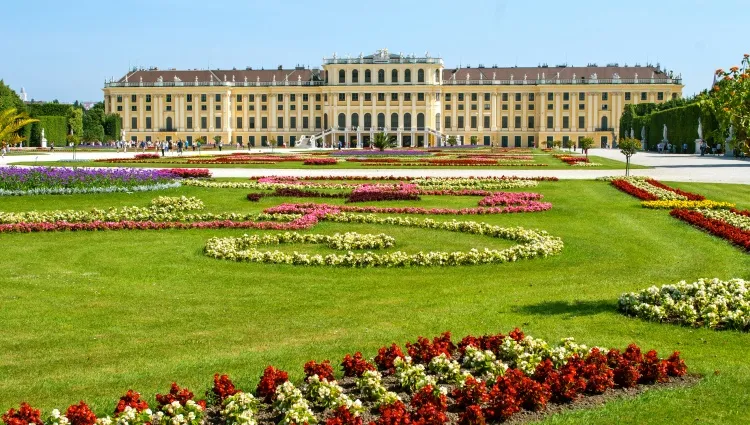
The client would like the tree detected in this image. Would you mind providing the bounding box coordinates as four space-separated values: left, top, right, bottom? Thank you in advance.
579 137 595 157
0 108 38 146
619 137 641 176
213 135 222 144
446 135 458 146
552 140 562 149
709 53 750 154
67 108 83 137
0 80 26 113
470 135 478 145
372 132 395 151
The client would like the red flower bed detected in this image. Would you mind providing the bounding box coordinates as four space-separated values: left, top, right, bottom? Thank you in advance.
208 374 239 403
326 406 363 425
135 153 160 160
730 208 750 217
374 343 405 372
156 383 205 409
304 158 338 165
2 403 42 425
256 366 289 402
114 390 149 414
341 352 376 377
162 168 212 178
554 155 589 165
347 183 421 203
610 179 659 201
406 332 455 364
65 402 96 425
247 193 263 202
645 179 705 200
270 188 349 199
670 209 750 251
304 359 335 381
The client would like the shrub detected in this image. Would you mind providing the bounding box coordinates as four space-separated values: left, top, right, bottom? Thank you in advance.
256 366 289 402
374 344 405 372
532 359 556 383
114 390 149 414
304 158 338 165
374 401 411 425
208 374 239 404
326 406 363 425
451 376 488 408
613 359 640 388
65 402 97 425
508 328 525 342
623 344 644 364
304 360 336 382
247 193 263 202
2 403 43 425
341 352 376 377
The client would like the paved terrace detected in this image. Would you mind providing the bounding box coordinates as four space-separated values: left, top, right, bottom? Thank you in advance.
1 148 748 184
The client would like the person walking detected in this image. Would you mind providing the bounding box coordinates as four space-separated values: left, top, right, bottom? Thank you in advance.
159 140 166 157
177 139 183 156
1 141 6 158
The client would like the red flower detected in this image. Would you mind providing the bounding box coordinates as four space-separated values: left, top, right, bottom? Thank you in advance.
410 385 448 425
458 405 485 425
613 359 640 388
156 383 204 409
639 350 669 384
114 390 149 414
508 328 525 342
623 344 644 364
645 179 705 200
485 373 520 421
2 403 42 425
209 374 239 403
611 180 659 201
372 401 411 425
304 360 336 382
256 366 289 402
374 344 405 372
452 376 488 408
326 406 363 425
406 332 454 364
341 352 376 377
670 209 750 251
505 369 550 411
665 351 688 377
65 402 97 425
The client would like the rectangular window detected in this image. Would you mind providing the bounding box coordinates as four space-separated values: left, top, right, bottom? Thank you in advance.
131 94 137 102
528 116 535 129
563 116 570 129
458 93 465 101
145 95 152 102
514 104 521 111
547 104 553 110
547 92 553 101
290 117 296 129
579 92 585 101
261 105 267 111
483 116 490 128
458 116 464 129
514 116 521 129
290 105 295 111
501 135 508 147
261 94 267 102
166 106 172 111
470 116 477 129
502 93 508 101
578 116 585 129
277 104 283 111
187 105 192 111
201 105 207 111
261 117 267 129
352 93 359 101
236 117 243 129
444 116 451 129
315 105 321 110
166 94 172 102
201 94 207 102
514 135 522 147
302 105 308 111
236 94 242 102
117 105 122 111
563 92 570 101
528 104 535 111
602 92 609 101
378 93 385 101
469 93 476 102
277 117 284 128
236 105 242 111
502 104 508 111
472 104 478 111
116 95 123 102
249 136 255 146
302 94 308 101
303 117 309 129
215 116 221 129
563 104 570 110
338 93 345 101
249 94 255 102
315 94 321 101
458 104 464 111
579 103 585 110
131 117 137 128
641 92 647 100
657 92 664 100
528 135 534 147
315 116 322 128
146 105 151 111
404 93 411 101
417 93 425 101
249 117 255 129
391 93 398 101
215 94 221 102
515 93 521 102
290 94 296 102
364 93 372 101
484 93 490 102
528 93 535 101
201 117 207 129
277 94 283 102
445 93 451 101
484 104 491 110
502 116 508 129
625 92 631 101
131 105 137 112
547 116 554 128
187 117 193 129
145 117 152 129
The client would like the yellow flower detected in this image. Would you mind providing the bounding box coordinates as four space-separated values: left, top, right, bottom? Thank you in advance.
641 200 736 210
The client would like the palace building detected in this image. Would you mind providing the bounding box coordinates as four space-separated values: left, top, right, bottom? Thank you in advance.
102 48 683 148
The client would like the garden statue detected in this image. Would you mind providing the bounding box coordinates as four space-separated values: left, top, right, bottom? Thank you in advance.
41 128 47 148
630 128 634 139
698 117 703 140
663 124 668 142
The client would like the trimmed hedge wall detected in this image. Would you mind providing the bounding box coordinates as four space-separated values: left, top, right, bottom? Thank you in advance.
619 101 718 154
28 116 68 146
27 103 72 117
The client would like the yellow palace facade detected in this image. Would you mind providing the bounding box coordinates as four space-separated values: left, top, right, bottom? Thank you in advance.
103 48 683 148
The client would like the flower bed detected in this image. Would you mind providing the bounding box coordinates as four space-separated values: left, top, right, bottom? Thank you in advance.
3 329 689 425
135 153 161 160
0 167 177 196
347 184 421 203
267 198 552 216
304 158 338 166
619 278 750 331
206 204 563 267
670 209 750 251
331 150 430 156
608 177 705 202
162 169 212 179
641 200 735 210
554 155 589 165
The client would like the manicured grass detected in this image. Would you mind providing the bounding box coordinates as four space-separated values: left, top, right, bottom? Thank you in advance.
0 180 749 424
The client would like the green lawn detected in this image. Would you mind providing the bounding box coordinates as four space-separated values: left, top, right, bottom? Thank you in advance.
0 180 748 423
10 150 646 170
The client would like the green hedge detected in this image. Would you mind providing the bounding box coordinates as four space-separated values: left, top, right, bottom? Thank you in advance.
103 114 121 141
28 116 68 147
27 103 72 117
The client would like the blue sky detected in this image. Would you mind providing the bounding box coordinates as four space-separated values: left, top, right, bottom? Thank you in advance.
2 0 746 102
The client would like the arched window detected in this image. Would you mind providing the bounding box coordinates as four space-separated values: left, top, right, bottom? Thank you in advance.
417 69 425 83
391 113 399 130
377 113 385 129
351 113 359 128
403 113 412 130
601 116 608 130
324 113 328 129
405 69 412 83
352 69 359 84
338 69 345 84
364 113 372 129
392 69 399 83
365 69 372 83
435 113 441 131
378 69 385 83
338 113 346 129
166 117 173 131
417 113 425 129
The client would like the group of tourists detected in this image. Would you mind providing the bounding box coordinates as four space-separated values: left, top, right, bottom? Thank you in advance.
698 140 724 156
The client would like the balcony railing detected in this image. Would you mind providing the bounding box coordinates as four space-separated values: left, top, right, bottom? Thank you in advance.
105 80 326 88
442 78 681 86
594 127 615 132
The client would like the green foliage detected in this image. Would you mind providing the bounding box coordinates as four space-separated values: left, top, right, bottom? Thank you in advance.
67 108 83 137
0 80 26 113
579 137 595 156
446 135 457 146
213 135 222 144
709 54 750 153
0 108 38 146
469 135 478 145
373 132 395 151
27 103 72 117
28 116 68 146
552 140 563 149
619 137 641 176
103 114 121 141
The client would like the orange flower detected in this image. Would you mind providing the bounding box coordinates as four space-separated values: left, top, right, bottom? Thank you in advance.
716 68 724 75
730 66 739 72
724 75 733 80
744 54 749 58
713 85 720 91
